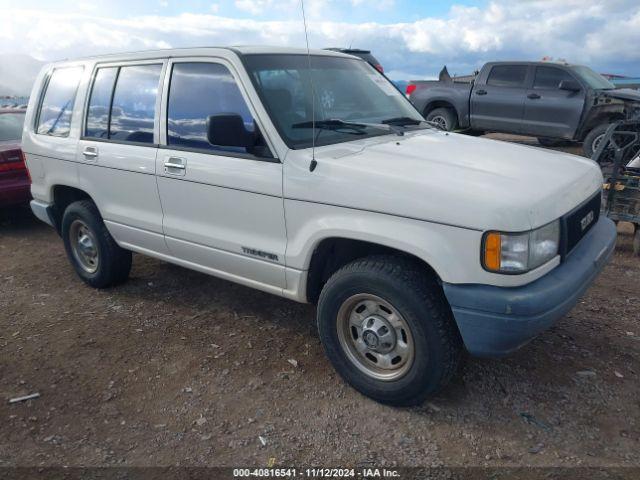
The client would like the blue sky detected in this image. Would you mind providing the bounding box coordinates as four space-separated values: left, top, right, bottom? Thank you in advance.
1 0 639 80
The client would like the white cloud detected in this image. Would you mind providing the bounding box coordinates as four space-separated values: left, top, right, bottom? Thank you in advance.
210 3 220 13
1 1 639 80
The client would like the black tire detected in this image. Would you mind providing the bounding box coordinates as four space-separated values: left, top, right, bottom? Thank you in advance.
537 137 564 147
583 124 611 159
317 255 463 406
633 225 640 257
425 107 458 131
61 200 132 288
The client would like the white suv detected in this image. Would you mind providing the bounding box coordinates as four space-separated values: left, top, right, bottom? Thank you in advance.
24 47 616 405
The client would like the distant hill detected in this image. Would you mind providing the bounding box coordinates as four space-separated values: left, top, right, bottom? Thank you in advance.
0 54 45 97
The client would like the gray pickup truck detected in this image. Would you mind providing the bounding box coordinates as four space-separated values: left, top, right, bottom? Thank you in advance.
407 61 640 156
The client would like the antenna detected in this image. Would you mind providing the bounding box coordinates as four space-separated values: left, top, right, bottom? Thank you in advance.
300 0 317 172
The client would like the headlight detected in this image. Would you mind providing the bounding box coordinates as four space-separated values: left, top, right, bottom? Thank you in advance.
482 220 560 273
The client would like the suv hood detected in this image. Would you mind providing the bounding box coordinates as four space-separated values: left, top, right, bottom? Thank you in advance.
285 130 602 232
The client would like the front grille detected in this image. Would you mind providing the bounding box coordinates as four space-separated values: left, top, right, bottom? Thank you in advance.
562 192 601 256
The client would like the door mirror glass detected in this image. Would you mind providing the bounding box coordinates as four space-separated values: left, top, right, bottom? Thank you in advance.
206 114 255 148
559 79 581 92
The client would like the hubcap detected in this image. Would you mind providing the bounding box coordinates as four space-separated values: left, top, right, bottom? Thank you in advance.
431 115 447 130
69 219 99 274
336 294 415 381
592 133 605 154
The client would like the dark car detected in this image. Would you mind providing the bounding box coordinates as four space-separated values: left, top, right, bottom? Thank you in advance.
0 109 30 208
406 61 640 157
324 48 384 73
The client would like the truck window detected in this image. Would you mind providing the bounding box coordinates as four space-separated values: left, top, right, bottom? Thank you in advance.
486 65 527 88
167 62 254 154
109 64 162 144
85 67 118 139
36 66 84 137
533 67 574 90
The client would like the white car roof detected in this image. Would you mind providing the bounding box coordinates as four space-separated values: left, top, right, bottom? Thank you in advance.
51 46 355 66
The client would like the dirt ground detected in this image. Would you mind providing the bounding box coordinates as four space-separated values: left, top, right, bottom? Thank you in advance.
1 135 639 469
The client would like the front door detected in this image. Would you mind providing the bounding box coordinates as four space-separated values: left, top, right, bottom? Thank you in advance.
522 66 585 139
156 59 287 292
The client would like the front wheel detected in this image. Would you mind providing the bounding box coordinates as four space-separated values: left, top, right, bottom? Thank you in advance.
61 200 132 288
317 255 463 406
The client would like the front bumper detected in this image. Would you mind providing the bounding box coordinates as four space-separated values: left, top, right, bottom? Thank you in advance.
442 216 617 357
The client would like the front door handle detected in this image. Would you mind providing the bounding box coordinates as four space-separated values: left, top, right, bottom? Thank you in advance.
527 93 541 99
83 146 98 159
164 157 187 176
475 89 487 95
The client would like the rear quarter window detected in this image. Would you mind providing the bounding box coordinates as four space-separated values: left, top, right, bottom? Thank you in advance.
0 113 26 142
36 66 84 137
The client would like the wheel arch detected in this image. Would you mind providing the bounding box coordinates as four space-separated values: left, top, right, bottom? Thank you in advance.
305 236 442 305
49 184 95 234
423 100 459 123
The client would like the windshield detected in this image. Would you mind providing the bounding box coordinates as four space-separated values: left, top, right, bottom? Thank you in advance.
242 54 424 149
573 66 616 90
0 113 26 142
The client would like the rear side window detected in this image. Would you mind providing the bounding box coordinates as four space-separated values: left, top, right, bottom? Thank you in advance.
37 66 83 136
110 64 162 144
487 65 527 88
167 62 254 153
533 67 575 89
85 67 118 139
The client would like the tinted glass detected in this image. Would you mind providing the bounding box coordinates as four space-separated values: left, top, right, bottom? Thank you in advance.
85 67 118 139
37 66 83 136
0 113 26 141
110 64 162 144
573 66 615 90
534 67 574 89
167 62 253 153
487 65 528 87
243 54 423 149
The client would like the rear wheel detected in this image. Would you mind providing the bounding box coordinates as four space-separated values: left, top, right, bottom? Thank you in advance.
633 225 640 257
317 255 463 406
425 108 457 131
583 124 611 158
61 200 131 288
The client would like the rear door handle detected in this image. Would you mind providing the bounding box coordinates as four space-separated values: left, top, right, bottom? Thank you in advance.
82 146 98 159
527 93 541 99
475 89 487 96
164 156 187 176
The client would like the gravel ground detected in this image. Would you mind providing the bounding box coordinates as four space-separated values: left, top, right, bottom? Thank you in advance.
0 135 639 469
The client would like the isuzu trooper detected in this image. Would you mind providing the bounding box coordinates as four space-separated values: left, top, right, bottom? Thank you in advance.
24 47 616 405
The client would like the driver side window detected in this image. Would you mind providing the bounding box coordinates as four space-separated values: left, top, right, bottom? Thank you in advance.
167 62 255 154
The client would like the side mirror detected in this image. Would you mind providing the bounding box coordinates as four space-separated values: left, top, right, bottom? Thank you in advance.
559 79 581 92
206 114 255 148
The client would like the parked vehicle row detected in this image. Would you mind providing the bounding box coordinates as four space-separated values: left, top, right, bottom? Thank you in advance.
23 47 615 405
406 61 640 157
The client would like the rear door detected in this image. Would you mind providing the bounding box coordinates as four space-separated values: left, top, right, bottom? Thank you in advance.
77 60 169 254
155 58 287 292
471 64 529 133
522 66 585 139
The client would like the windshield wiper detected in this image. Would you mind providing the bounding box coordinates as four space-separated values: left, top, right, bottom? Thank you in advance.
381 116 424 126
292 119 371 134
292 118 404 136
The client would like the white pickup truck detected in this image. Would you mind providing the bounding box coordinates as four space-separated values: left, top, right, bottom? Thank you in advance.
24 47 616 405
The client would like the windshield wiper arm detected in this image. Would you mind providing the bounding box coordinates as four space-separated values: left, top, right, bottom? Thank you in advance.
381 116 424 126
292 119 369 134
292 118 405 136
